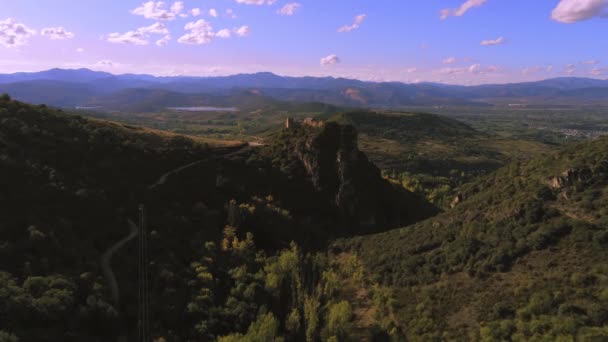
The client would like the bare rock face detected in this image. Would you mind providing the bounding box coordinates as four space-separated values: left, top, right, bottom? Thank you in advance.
451 192 464 208
550 167 594 189
287 122 437 231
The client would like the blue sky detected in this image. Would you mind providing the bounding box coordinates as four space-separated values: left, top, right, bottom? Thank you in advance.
1 0 606 84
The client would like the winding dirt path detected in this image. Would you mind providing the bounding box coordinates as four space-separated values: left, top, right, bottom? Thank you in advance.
147 145 252 190
147 160 207 190
101 144 252 308
101 220 138 306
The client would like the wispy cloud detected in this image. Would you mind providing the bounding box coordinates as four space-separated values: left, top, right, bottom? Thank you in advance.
190 8 201 16
480 36 505 46
338 14 366 33
216 29 232 38
107 30 148 45
139 22 170 34
236 0 277 5
591 67 606 76
278 3 301 16
156 35 171 46
564 63 577 75
440 0 487 20
209 9 218 17
321 54 340 67
582 59 600 65
443 57 457 65
551 0 608 23
0 18 36 47
41 27 74 40
468 64 482 73
226 9 237 19
96 60 114 67
107 22 169 45
235 26 250 37
438 63 496 75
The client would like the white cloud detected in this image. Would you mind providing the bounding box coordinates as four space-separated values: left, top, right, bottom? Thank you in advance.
191 8 201 16
591 67 606 76
551 0 608 23
76 48 84 53
96 60 113 67
234 25 250 37
564 63 577 75
131 1 184 21
236 0 277 5
178 19 215 44
209 8 218 17
41 26 74 40
468 64 481 73
106 22 169 45
438 63 495 75
438 67 467 75
480 36 505 46
216 29 232 38
278 3 301 16
107 30 149 45
156 35 171 46
139 22 170 35
404 67 418 73
546 65 554 72
582 59 599 65
338 14 367 32
170 1 184 14
443 57 457 65
0 18 36 48
440 0 487 20
320 54 340 67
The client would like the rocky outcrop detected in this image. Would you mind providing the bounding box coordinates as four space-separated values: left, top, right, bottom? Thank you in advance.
451 192 464 208
286 122 437 232
550 167 594 189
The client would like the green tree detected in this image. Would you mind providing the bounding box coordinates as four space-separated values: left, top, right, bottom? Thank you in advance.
0 331 19 342
325 301 353 339
218 312 282 342
285 308 301 336
304 296 321 342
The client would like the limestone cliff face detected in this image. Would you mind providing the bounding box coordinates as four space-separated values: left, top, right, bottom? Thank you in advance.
287 122 437 231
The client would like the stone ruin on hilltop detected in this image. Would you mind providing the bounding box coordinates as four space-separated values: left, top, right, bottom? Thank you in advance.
285 117 325 129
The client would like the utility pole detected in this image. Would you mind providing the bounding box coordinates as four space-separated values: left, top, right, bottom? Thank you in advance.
138 204 150 342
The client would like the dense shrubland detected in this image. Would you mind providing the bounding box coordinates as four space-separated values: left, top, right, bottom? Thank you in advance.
2 95 607 340
336 135 608 340
0 97 418 341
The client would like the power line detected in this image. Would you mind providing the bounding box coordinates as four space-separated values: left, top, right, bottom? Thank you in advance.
138 204 150 342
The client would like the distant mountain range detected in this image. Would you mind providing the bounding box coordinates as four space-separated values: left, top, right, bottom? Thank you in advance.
0 68 607 110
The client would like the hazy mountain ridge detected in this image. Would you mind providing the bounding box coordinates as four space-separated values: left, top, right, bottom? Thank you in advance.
1 69 607 109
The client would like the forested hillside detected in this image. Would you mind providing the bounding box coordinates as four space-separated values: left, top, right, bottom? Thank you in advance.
0 96 434 341
328 111 555 207
336 135 608 340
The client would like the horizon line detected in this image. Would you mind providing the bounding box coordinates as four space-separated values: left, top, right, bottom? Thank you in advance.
2 67 607 88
